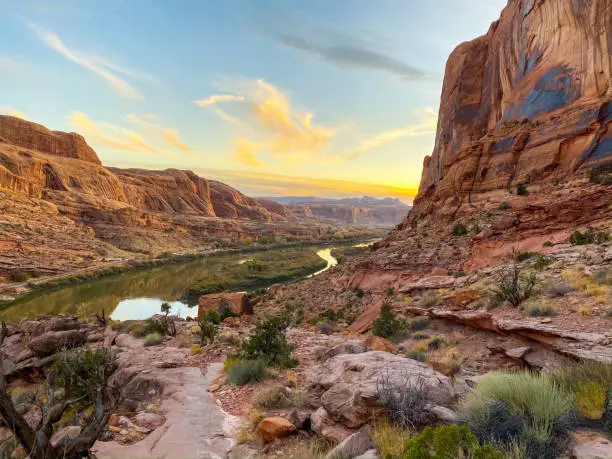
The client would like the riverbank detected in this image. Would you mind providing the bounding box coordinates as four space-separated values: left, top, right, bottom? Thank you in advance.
0 236 379 304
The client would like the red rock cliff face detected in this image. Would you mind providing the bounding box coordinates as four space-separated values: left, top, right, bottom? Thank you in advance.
413 0 611 218
0 116 101 165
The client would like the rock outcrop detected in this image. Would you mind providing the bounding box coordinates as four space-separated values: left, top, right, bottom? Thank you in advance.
413 0 611 219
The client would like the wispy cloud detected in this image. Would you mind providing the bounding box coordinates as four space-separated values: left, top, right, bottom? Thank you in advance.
29 23 155 100
124 113 193 153
0 107 28 120
69 112 161 154
271 23 430 81
194 94 245 106
196 78 331 166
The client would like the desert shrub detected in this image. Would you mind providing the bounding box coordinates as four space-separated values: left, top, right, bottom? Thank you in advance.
489 257 537 307
402 424 504 459
589 165 612 184
386 287 395 297
411 331 429 340
377 372 431 429
569 227 610 245
553 361 612 426
370 421 411 458
499 202 510 210
534 255 553 271
286 437 333 459
419 291 442 309
317 322 332 335
240 315 296 368
543 241 553 247
252 386 305 410
223 355 240 373
427 334 445 350
227 359 267 386
460 371 574 459
8 271 30 283
52 347 116 400
220 307 239 322
189 344 203 355
203 310 221 324
132 319 167 337
452 223 468 236
593 268 612 286
516 183 529 196
408 350 428 362
523 301 556 317
197 318 218 345
410 318 430 331
429 348 463 378
606 390 612 434
542 280 575 297
515 251 538 262
143 332 164 346
353 287 365 298
372 303 407 341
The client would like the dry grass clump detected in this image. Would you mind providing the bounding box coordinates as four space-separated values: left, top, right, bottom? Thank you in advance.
370 420 411 457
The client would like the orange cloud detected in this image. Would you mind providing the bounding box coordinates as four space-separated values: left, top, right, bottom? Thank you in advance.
196 79 331 166
123 114 193 153
69 112 160 154
234 138 263 167
164 129 192 152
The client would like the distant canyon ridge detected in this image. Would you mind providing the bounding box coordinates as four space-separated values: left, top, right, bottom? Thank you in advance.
0 115 404 280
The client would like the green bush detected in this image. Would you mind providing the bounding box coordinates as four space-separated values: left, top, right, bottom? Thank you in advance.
402 425 504 459
452 224 468 236
408 350 428 362
427 335 445 350
569 227 610 245
460 371 574 459
516 183 529 196
240 316 296 368
252 386 305 410
143 332 164 346
8 271 30 283
227 359 267 386
132 319 167 337
203 310 221 324
419 292 442 309
52 347 115 400
515 251 538 262
490 258 537 307
372 303 407 341
410 318 430 331
543 241 553 247
386 287 395 297
523 302 556 317
499 202 510 211
197 318 218 345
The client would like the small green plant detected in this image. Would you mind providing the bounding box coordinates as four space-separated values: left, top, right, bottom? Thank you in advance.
523 301 556 317
402 425 504 459
569 227 610 245
515 251 538 262
574 381 606 420
370 421 411 458
372 303 407 341
143 332 164 346
408 350 428 362
240 315 296 368
386 287 395 297
411 331 429 340
8 271 30 283
490 254 538 307
410 318 430 331
498 202 510 210
516 183 529 196
419 291 442 309
452 223 468 236
197 318 218 345
227 359 267 386
543 241 553 247
427 335 445 350
353 287 365 298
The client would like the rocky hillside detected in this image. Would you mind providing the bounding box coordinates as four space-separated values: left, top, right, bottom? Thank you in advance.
413 0 610 219
264 196 410 227
0 116 332 279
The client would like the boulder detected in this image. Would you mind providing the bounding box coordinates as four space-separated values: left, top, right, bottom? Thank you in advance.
309 351 454 430
317 340 367 361
27 329 87 357
255 416 296 443
571 430 612 459
286 409 311 430
134 412 165 429
346 303 381 334
355 450 379 459
325 430 373 459
198 293 253 318
361 336 397 353
311 407 353 443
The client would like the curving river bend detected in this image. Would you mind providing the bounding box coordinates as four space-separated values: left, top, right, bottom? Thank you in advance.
0 245 344 322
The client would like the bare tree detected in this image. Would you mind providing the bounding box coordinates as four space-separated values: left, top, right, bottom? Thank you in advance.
376 369 432 429
0 322 120 458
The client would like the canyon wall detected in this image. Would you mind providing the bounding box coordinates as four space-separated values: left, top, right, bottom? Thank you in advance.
413 0 611 218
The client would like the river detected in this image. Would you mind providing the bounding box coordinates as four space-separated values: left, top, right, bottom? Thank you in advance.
0 245 344 322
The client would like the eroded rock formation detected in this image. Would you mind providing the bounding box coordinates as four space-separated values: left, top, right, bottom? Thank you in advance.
413 0 611 218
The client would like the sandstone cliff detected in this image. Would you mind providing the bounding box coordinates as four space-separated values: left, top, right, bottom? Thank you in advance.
413 0 611 218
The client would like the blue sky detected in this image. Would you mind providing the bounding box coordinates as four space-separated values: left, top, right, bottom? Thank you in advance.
0 0 506 202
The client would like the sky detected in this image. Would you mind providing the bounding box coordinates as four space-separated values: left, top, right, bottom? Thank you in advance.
0 0 506 203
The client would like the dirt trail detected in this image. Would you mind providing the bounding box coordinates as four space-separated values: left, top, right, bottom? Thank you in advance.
93 363 237 459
